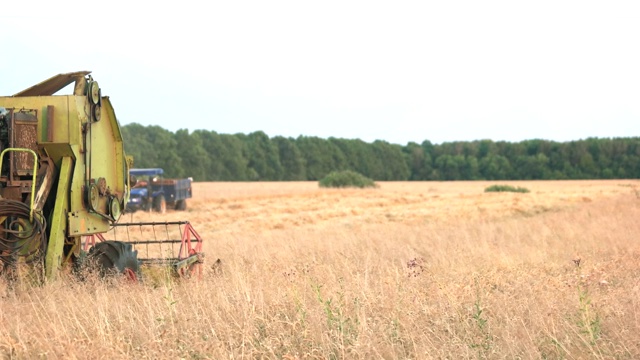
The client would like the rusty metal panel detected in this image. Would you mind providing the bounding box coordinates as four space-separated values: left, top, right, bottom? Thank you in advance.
12 110 38 176
12 71 91 97
0 186 21 200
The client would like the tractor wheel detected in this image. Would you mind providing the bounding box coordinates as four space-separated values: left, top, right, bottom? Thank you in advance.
153 195 167 214
175 199 187 211
87 241 141 281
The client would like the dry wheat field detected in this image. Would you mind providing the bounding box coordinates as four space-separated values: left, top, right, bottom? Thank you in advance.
2 180 640 359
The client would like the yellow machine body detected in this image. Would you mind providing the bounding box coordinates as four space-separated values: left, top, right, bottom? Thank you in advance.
0 71 129 279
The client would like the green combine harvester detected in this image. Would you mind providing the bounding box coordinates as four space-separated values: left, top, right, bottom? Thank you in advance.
0 72 204 282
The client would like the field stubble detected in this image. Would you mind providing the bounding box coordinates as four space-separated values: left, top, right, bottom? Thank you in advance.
2 180 640 359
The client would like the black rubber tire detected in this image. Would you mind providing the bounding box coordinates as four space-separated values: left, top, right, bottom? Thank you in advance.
175 199 187 211
153 195 166 214
88 241 141 278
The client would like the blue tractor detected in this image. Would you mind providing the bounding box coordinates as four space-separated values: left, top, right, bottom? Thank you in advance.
127 168 192 213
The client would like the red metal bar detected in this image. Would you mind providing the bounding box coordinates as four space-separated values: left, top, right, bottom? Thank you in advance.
179 222 203 259
82 232 106 251
178 222 204 279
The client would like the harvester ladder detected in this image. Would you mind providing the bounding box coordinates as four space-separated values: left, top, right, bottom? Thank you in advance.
0 148 39 221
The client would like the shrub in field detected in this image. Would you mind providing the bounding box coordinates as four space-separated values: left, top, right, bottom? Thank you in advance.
484 184 530 193
319 171 377 189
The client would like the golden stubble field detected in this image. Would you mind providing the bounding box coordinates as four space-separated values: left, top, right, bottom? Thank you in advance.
2 180 640 359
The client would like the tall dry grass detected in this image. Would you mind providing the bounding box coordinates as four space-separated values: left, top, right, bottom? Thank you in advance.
1 180 640 359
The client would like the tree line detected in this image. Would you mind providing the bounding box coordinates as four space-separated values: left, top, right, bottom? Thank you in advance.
122 123 640 181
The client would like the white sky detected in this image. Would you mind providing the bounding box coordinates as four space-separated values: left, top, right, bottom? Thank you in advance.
1 1 639 145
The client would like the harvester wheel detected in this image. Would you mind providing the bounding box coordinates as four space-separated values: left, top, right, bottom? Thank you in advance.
88 241 141 280
153 195 167 214
175 199 187 211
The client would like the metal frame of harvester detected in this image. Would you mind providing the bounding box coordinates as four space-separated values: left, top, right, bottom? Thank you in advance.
83 221 204 280
0 71 205 282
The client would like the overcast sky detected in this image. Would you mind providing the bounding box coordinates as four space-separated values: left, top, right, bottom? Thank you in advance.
1 1 639 145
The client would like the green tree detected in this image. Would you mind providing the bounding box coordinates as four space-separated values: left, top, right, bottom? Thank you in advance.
462 155 481 180
479 155 512 180
174 129 209 181
194 130 227 181
122 124 183 177
330 138 375 176
242 131 282 180
296 136 346 180
578 152 598 178
434 155 466 180
122 123 157 168
273 136 306 180
371 140 410 180
477 139 498 158
514 154 550 180
124 125 640 181
219 134 249 181
403 142 433 180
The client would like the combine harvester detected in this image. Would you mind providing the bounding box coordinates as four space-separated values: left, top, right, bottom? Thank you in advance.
0 71 204 282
